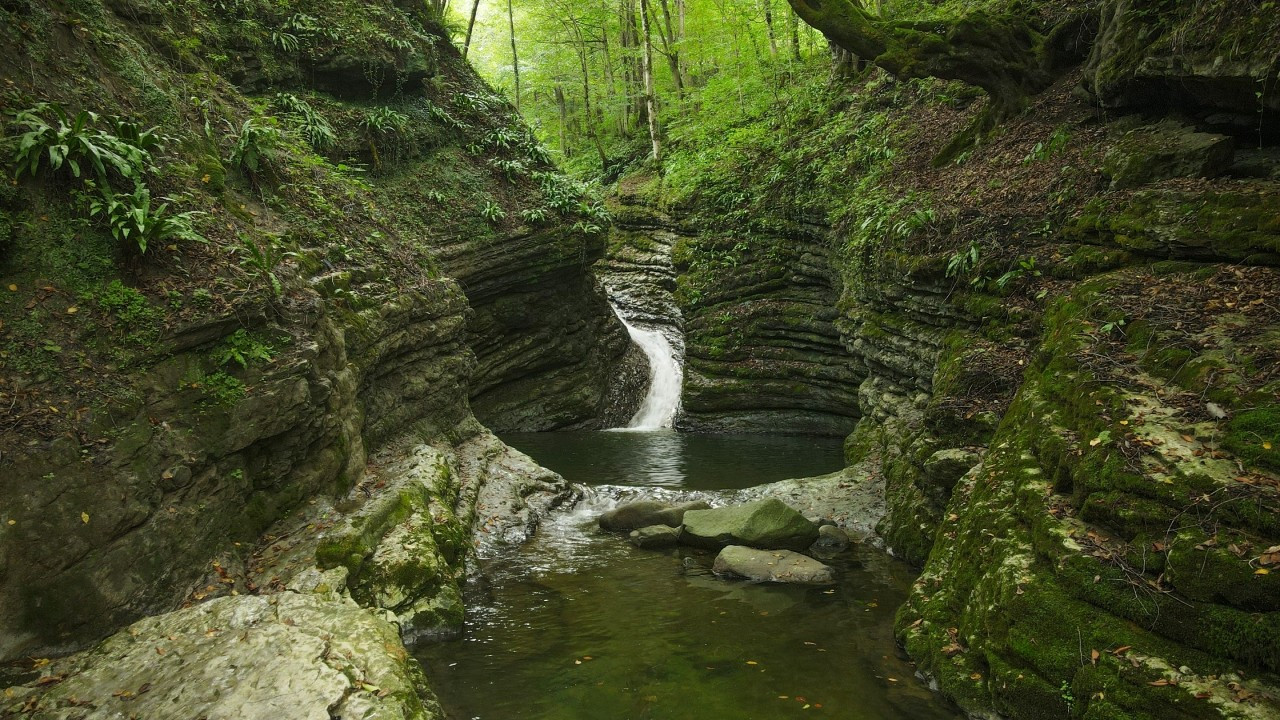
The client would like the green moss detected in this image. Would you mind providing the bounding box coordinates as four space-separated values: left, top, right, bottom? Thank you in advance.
1223 406 1280 472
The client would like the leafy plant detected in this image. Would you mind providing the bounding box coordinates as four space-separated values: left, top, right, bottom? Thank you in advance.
361 107 409 168
271 30 300 52
993 256 1042 290
480 200 505 223
946 242 981 280
490 157 529 181
234 233 290 296
227 117 281 176
200 371 246 406
85 183 204 254
274 94 335 151
214 329 274 369
9 104 159 184
520 207 548 224
1022 128 1070 165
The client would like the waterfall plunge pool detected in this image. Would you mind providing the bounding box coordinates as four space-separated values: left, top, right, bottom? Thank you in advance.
413 431 961 720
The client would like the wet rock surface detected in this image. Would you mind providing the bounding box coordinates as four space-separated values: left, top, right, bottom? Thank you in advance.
629 525 682 549
2 589 441 720
598 499 710 531
680 499 820 551
712 545 836 585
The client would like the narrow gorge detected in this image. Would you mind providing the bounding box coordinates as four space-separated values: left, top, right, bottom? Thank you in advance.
2 1 1279 719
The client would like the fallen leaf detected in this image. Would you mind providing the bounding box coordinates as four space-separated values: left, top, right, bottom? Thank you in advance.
1112 646 1132 656
746 661 758 665
7 284 15 292
1149 679 1170 686
81 512 89 524
1255 568 1270 575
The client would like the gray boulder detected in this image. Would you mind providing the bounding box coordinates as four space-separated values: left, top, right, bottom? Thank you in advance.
629 524 682 549
599 499 710 531
810 524 851 555
712 545 835 585
680 498 819 551
2 592 440 720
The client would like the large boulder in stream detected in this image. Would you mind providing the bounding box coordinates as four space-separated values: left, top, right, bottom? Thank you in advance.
599 500 710 531
712 546 835 585
680 499 819 551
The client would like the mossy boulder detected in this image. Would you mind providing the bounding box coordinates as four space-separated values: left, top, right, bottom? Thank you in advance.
1102 120 1235 189
629 524 682 549
2 593 441 719
711 546 835 585
680 499 819 551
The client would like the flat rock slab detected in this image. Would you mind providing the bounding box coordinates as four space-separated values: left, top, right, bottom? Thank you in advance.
629 524 681 549
599 499 710 531
712 545 835 585
3 592 440 720
680 498 819 551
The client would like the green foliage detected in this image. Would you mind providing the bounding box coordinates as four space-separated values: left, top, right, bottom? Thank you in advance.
479 200 505 223
8 103 161 184
214 329 275 369
201 370 246 406
1022 127 1070 165
361 107 409 137
947 242 981 280
234 233 290 296
227 117 281 176
274 94 336 151
85 183 204 254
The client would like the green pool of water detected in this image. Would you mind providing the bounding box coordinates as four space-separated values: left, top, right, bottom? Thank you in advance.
414 431 960 720
500 430 848 490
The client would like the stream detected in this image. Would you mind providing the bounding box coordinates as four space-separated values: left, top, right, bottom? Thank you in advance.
414 431 962 720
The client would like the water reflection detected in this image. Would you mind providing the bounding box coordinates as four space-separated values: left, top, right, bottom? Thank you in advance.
501 430 846 490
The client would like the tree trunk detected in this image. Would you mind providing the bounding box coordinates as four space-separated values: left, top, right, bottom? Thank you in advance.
555 83 569 157
788 6 802 61
657 0 684 99
463 0 481 58
638 0 661 161
507 0 520 113
784 0 1053 110
762 0 779 60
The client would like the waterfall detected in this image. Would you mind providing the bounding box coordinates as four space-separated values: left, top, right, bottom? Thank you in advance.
617 313 682 430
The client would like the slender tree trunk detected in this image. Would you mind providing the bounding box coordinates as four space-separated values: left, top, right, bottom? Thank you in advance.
507 0 520 113
463 0 481 58
657 0 684 99
762 0 779 59
638 0 660 161
788 6 802 61
573 27 609 169
555 83 569 157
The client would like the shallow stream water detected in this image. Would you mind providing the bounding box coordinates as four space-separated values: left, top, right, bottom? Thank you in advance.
414 431 961 720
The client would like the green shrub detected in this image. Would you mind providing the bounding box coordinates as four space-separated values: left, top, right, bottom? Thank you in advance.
85 183 204 254
214 329 275 369
227 117 281 176
274 94 336 151
9 103 161 184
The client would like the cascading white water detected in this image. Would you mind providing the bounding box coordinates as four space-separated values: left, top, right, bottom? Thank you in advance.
617 314 682 430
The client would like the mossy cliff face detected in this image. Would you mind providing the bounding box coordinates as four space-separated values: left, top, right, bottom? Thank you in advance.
613 179 864 435
0 0 628 664
896 269 1280 719
631 5 1280 715
1085 0 1280 134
